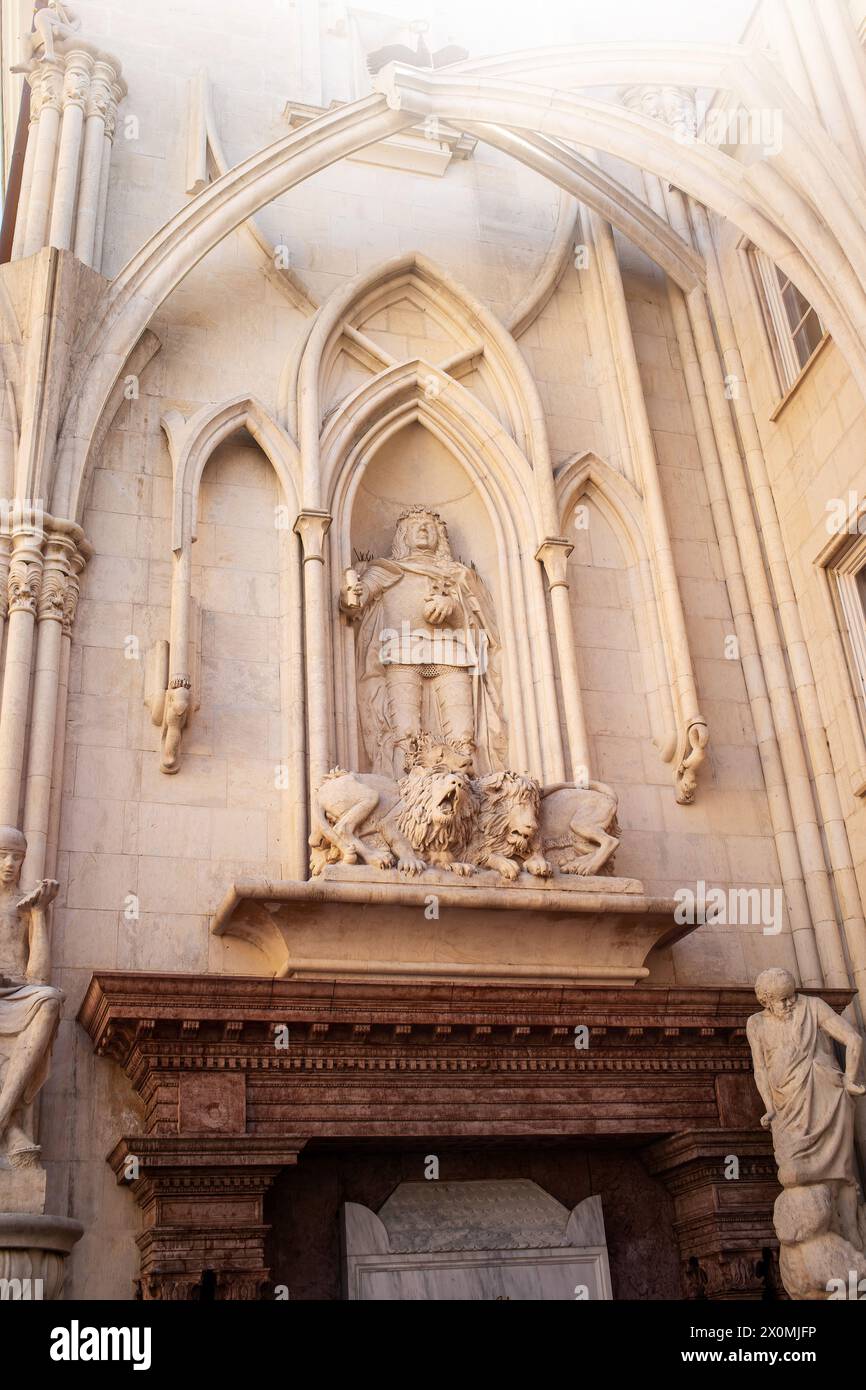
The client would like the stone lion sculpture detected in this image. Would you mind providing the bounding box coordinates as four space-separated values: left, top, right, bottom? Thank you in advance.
310 741 479 877
468 772 620 880
469 772 619 878
311 741 621 881
540 781 620 876
468 772 551 880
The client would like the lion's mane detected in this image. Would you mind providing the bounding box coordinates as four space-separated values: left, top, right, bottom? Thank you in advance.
395 765 479 854
469 771 541 862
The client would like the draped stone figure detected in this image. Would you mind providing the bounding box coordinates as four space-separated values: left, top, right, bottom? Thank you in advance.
747 967 865 1293
0 827 62 1170
341 506 507 777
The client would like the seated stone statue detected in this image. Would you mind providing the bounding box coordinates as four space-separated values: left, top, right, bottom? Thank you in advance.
0 826 61 1170
12 2 82 72
747 966 865 1279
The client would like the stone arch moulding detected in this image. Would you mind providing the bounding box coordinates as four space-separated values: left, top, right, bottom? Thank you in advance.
290 252 590 787
557 451 706 801
287 251 558 526
50 40 866 523
153 396 307 875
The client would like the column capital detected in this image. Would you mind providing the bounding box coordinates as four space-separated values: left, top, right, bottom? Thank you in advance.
85 68 114 121
36 528 78 625
62 547 88 638
34 60 65 113
7 528 45 617
60 50 94 110
535 537 574 590
293 509 332 562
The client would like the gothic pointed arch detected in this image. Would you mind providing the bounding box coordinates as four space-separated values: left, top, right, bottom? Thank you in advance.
289 252 557 526
556 449 694 785
49 40 866 519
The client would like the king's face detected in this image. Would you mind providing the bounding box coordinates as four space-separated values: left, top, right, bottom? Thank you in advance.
407 517 437 552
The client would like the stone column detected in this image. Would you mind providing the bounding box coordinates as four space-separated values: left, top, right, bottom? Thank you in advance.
645 1131 782 1301
535 538 590 778
73 62 113 267
11 74 42 261
787 0 865 178
22 524 81 884
637 169 822 989
0 527 44 825
686 199 859 995
21 60 63 258
585 194 707 802
294 510 332 793
48 50 92 251
92 79 124 273
45 547 86 879
815 0 866 161
108 1136 303 1301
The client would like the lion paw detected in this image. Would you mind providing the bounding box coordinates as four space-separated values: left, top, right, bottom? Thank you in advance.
497 859 520 881
368 851 395 870
560 856 593 876
448 861 475 877
398 855 427 876
525 856 552 878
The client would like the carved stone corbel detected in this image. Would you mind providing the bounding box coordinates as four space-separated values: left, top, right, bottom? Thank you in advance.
674 717 709 806
145 588 200 776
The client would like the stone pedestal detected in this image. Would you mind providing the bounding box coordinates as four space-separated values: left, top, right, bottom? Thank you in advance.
212 869 688 987
0 1212 83 1300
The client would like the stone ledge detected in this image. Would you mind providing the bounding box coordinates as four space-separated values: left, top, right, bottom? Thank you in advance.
210 872 687 987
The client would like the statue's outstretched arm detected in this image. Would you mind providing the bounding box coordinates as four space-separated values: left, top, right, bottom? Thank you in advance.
19 880 59 985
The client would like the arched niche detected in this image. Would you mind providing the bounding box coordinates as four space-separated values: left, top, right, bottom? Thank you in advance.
323 378 565 785
557 452 687 793
155 398 306 876
346 420 502 775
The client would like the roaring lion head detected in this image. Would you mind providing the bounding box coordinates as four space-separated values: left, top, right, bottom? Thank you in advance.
395 764 479 855
470 770 542 862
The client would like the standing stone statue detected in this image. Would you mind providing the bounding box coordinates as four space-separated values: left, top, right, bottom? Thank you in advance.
0 827 61 1170
747 967 865 1295
340 505 506 777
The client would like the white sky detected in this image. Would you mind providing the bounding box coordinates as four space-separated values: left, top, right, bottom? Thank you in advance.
376 0 758 50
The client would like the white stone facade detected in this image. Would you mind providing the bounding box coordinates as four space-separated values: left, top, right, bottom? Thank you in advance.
0 0 865 1300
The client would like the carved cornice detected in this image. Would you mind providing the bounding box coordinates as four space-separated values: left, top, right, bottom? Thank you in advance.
79 975 854 1138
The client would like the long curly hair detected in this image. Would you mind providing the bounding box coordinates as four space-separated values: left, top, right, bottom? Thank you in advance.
395 764 479 854
469 771 542 861
390 506 454 563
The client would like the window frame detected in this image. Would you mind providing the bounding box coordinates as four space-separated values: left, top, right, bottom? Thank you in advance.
749 247 828 398
816 501 866 797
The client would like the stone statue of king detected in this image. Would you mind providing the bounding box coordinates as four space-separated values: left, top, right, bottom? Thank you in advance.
0 826 62 1170
340 505 507 778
